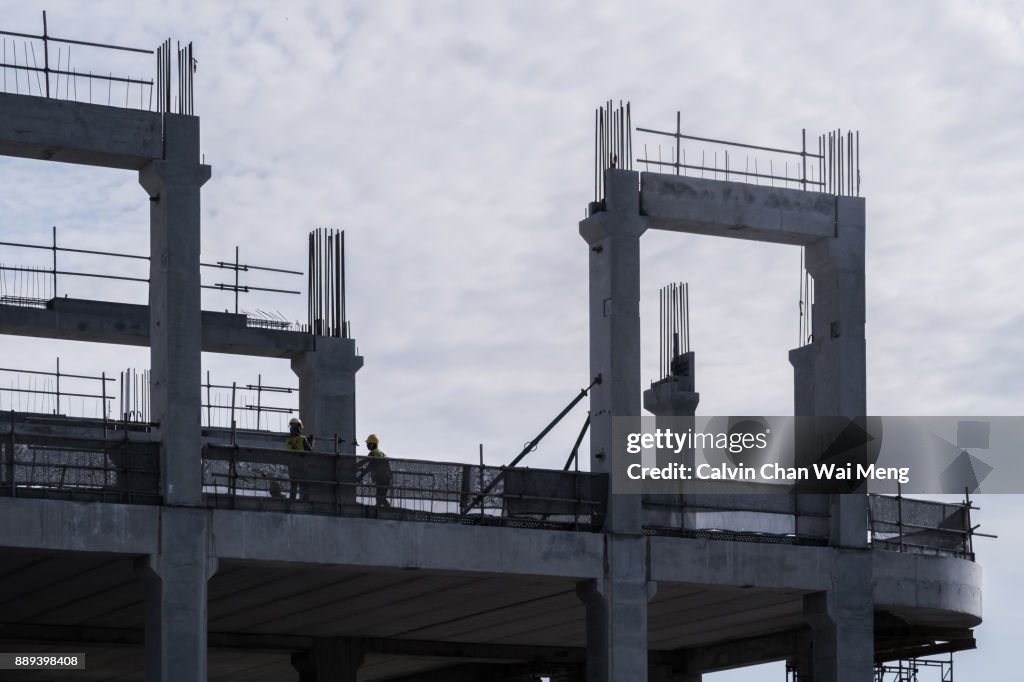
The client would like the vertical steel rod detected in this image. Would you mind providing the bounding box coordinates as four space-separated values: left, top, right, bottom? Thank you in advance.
41 11 49 98
801 129 807 191
341 230 346 337
675 111 681 175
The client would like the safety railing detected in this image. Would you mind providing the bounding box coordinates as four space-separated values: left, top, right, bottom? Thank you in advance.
868 494 976 560
0 12 196 114
201 445 608 531
0 426 160 504
642 491 832 545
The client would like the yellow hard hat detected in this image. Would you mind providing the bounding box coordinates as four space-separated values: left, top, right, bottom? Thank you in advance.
289 418 303 429
365 434 380 445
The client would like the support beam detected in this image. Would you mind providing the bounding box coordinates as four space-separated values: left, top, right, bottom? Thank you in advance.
378 663 522 682
0 299 321 358
678 629 802 673
0 92 162 170
639 173 836 245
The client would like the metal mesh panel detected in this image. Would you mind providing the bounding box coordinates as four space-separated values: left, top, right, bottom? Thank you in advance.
869 495 972 558
0 439 159 502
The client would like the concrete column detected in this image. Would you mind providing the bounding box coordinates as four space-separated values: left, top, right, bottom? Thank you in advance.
577 535 652 682
643 373 699 682
290 336 363 454
789 196 865 419
787 196 870 642
644 352 699 470
580 168 646 533
644 356 699 524
803 551 874 682
291 638 364 682
137 509 217 682
139 114 211 505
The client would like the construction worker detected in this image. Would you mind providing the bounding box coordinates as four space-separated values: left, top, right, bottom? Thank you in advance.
364 434 392 507
286 417 314 451
285 417 314 501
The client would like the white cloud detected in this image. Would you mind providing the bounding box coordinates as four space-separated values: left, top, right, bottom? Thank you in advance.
0 2 1021 677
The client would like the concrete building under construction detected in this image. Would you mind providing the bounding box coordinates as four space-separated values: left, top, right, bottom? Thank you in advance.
0 19 983 682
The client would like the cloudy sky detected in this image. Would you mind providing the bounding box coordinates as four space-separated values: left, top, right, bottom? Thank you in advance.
0 1 1021 679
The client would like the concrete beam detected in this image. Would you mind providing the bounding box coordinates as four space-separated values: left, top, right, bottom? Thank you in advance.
649 536 834 591
0 498 158 555
0 93 162 170
381 663 517 682
678 629 801 673
0 299 317 358
639 173 835 245
210 508 604 578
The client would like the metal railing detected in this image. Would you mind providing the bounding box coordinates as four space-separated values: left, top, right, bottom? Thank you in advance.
0 423 160 503
631 110 860 196
201 373 298 432
0 360 114 417
202 445 607 531
1 12 195 114
1 12 154 109
868 494 978 560
0 227 301 313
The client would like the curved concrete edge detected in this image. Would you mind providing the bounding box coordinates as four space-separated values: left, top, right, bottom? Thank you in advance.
0 499 605 579
0 498 158 554
209 509 605 579
872 550 982 627
648 536 834 591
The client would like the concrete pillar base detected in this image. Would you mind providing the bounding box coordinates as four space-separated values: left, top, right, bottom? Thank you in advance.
577 535 653 682
803 551 874 682
137 510 217 682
